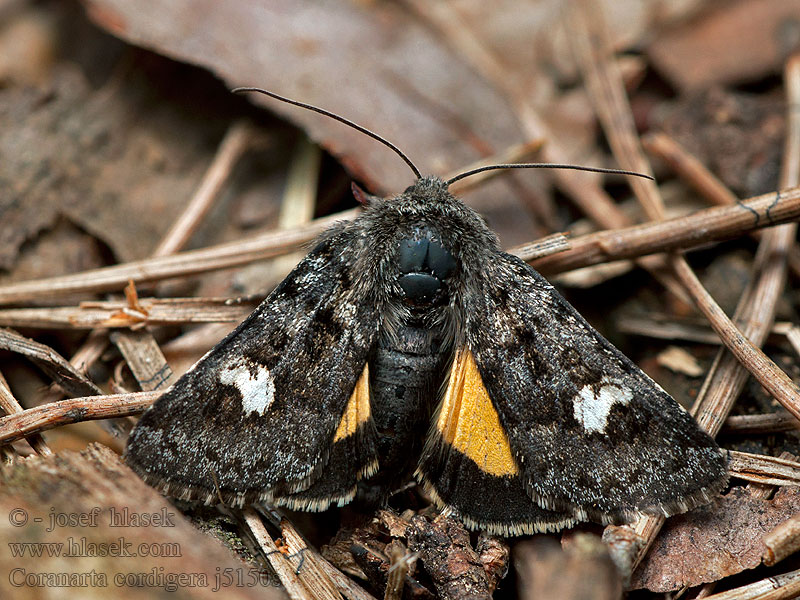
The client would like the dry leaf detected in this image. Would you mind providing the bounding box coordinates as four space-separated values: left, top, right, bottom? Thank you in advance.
80 0 710 246
657 345 704 377
631 486 800 592
0 444 278 599
648 0 800 92
0 66 213 271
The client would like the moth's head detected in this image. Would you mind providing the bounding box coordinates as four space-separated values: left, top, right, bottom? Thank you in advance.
352 176 453 210
395 223 457 306
400 176 455 205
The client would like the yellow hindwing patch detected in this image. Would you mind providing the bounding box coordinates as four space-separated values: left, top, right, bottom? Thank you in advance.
436 348 519 477
333 364 370 442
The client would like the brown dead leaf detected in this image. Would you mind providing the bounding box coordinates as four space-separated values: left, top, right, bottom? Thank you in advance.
0 62 236 275
80 0 707 246
82 0 527 219
631 486 800 592
0 443 277 599
648 0 800 93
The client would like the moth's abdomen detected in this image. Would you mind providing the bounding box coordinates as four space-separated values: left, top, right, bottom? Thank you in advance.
396 230 456 304
359 325 449 501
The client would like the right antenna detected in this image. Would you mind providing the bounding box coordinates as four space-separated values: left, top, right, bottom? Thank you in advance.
445 163 654 187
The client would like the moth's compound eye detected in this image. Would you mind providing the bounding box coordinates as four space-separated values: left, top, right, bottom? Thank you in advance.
426 239 456 279
398 238 429 273
396 234 456 303
397 237 457 278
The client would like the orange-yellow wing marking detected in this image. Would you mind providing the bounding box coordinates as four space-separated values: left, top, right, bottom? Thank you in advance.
436 348 519 477
333 364 370 442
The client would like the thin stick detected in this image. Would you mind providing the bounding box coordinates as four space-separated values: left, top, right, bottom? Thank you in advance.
242 508 312 600
153 120 260 257
0 371 51 456
1 185 798 307
0 391 161 445
723 412 800 435
728 450 800 486
524 186 800 272
0 210 351 306
699 568 800 600
0 298 255 330
279 519 350 600
0 328 102 398
643 131 800 278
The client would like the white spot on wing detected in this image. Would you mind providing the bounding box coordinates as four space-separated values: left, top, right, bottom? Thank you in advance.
573 377 633 433
219 360 275 416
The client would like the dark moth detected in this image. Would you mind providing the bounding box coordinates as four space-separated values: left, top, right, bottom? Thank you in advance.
126 172 727 535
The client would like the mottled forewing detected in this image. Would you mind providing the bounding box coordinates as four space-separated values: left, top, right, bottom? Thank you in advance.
125 227 380 507
466 251 727 522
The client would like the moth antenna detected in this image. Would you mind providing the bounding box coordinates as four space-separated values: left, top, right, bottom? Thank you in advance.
445 163 654 187
233 87 422 180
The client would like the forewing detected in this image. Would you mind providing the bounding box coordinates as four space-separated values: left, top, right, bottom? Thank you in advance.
125 227 380 508
465 251 727 523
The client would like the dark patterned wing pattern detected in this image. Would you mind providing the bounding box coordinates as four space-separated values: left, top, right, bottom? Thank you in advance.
125 225 381 510
461 250 728 523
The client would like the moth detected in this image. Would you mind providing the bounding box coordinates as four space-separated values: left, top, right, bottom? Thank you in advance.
125 88 728 535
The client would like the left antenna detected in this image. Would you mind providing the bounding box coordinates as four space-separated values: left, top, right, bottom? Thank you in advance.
233 87 422 180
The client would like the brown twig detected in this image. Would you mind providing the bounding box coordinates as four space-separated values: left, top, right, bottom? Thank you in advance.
277 519 341 600
699 568 800 600
0 297 256 329
0 328 102 398
153 120 261 257
0 391 160 445
110 329 177 391
643 131 800 281
764 515 800 567
567 0 661 221
674 254 800 422
0 210 353 305
0 370 51 456
242 508 314 600
723 412 800 435
569 0 800 577
617 315 796 346
728 450 800 486
642 132 739 207
279 519 377 600
524 187 800 273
